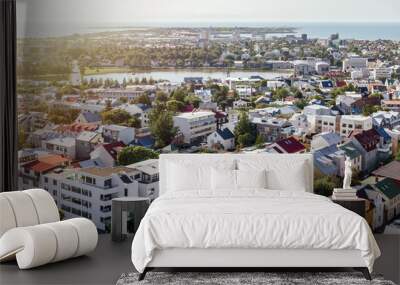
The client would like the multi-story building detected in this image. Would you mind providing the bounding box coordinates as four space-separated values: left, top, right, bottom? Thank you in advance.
342 56 368 72
42 137 76 160
42 166 139 232
126 159 160 200
173 111 216 145
372 68 392 80
252 117 292 142
340 115 373 136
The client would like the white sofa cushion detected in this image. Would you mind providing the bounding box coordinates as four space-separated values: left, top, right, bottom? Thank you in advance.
1 192 39 227
0 218 97 269
24 189 60 224
0 196 17 237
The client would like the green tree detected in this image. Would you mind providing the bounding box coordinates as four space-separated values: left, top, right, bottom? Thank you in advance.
117 146 159 166
48 106 80 124
313 171 341 197
155 91 169 103
184 95 201 108
395 150 400 161
234 112 256 148
149 105 177 148
101 109 133 125
255 134 265 149
166 100 185 113
362 105 379 116
133 94 151 106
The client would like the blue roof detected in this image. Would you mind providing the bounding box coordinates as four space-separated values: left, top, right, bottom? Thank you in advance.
134 136 155 148
375 127 391 143
313 145 341 175
318 132 341 147
216 128 235 140
81 111 101 123
136 103 151 112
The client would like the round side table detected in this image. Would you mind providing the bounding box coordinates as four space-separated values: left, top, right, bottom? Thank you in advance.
111 197 150 242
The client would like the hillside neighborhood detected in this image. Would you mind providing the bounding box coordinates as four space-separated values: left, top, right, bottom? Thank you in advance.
17 29 400 233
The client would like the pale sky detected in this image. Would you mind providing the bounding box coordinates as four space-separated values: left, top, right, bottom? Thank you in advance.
17 0 400 25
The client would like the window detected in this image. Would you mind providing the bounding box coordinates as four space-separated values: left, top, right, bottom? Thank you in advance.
44 177 48 183
53 179 57 186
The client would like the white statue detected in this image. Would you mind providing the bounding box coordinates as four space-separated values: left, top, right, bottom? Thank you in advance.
343 156 353 190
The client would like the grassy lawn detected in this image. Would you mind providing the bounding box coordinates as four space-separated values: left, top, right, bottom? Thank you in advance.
18 74 69 81
84 66 134 75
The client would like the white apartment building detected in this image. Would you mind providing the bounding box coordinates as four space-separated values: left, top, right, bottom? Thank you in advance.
173 111 216 144
372 68 392 80
342 57 368 72
266 60 293 70
303 104 332 116
235 86 254 99
315 61 330 75
310 115 337 133
42 167 139 232
126 159 160 200
102 125 135 145
293 60 314 75
42 137 76 160
98 88 145 101
340 115 373 136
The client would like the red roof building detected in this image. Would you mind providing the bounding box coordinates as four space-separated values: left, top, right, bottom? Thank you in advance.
268 137 306 154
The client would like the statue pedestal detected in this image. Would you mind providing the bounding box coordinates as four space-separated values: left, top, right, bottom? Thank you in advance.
332 188 358 200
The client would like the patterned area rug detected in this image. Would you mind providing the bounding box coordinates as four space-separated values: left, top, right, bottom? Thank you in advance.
117 272 396 285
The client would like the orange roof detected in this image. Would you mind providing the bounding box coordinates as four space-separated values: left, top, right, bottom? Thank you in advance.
23 161 57 173
38 154 69 165
55 122 99 133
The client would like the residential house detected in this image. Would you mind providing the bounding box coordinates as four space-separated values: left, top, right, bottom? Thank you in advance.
19 154 70 190
76 131 103 160
118 103 151 127
90 141 126 167
102 125 135 145
267 137 306 154
311 132 341 151
381 99 400 112
372 111 400 129
349 128 385 173
207 128 235 151
75 111 102 124
313 144 345 176
338 141 363 173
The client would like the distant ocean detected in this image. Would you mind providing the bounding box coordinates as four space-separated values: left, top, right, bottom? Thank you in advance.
18 21 400 41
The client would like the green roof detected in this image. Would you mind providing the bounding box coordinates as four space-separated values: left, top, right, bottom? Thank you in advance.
339 141 362 159
375 178 400 200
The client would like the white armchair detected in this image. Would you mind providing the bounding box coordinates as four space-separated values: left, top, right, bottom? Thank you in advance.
0 189 98 269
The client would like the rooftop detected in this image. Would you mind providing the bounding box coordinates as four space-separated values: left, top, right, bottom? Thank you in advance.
127 159 159 176
275 137 305 154
175 111 215 120
79 166 134 177
375 178 400 200
372 160 400 181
